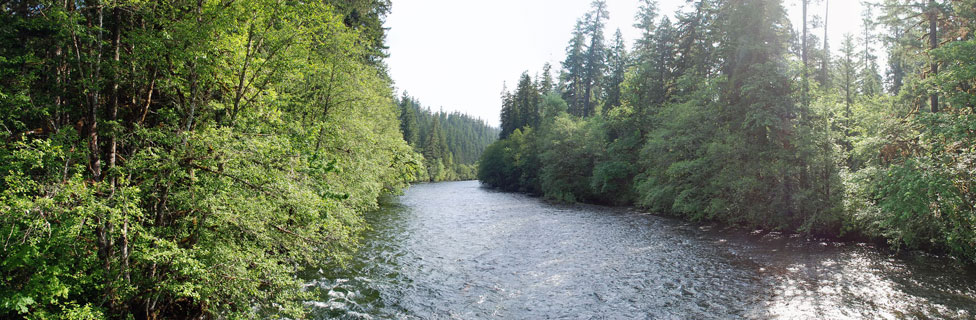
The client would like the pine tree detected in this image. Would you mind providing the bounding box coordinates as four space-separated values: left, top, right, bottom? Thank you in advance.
399 93 420 147
629 0 660 124
858 7 883 96
514 72 542 130
604 29 628 112
540 62 555 94
673 0 719 79
820 0 832 90
561 21 588 117
877 0 954 112
653 17 677 104
423 116 449 178
838 34 858 116
802 0 810 108
581 0 609 117
713 0 799 224
500 83 518 138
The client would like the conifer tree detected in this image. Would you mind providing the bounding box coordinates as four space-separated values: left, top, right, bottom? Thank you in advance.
514 72 542 130
500 83 519 138
858 7 883 96
629 0 660 125
838 34 859 116
604 29 628 112
399 93 420 146
712 0 800 224
540 63 555 94
562 22 588 117
581 0 610 117
654 17 677 103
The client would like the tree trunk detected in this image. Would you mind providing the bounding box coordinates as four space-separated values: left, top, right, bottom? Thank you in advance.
802 0 809 108
928 1 939 113
109 7 120 187
822 0 829 88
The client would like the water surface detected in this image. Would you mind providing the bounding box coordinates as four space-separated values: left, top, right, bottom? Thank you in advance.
306 181 976 319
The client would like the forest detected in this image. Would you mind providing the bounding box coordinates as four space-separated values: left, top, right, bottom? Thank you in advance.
1 0 974 318
0 0 450 318
479 0 976 262
397 94 499 182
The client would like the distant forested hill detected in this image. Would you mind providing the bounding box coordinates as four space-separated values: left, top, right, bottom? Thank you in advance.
397 94 499 181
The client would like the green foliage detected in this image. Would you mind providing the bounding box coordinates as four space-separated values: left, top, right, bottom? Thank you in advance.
480 0 976 262
397 95 498 182
0 0 418 318
870 112 976 258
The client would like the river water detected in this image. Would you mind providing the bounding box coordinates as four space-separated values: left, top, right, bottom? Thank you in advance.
305 181 976 319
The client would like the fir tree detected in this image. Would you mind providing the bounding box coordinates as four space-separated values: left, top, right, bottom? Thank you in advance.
604 29 628 112
399 93 420 147
561 22 588 117
581 0 609 117
514 72 542 130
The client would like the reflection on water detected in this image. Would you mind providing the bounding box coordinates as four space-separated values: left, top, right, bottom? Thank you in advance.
305 181 976 319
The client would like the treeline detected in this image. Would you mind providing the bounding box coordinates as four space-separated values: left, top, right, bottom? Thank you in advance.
0 0 423 319
479 0 976 262
398 94 499 181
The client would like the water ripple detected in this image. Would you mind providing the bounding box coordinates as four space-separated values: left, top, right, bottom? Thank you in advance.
306 181 976 319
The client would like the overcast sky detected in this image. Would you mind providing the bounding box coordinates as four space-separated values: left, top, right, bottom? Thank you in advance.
385 0 871 127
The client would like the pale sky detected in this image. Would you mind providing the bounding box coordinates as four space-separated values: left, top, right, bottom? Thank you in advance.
385 0 871 127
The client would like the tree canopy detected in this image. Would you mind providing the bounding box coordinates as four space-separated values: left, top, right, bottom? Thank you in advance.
480 0 976 262
0 0 425 318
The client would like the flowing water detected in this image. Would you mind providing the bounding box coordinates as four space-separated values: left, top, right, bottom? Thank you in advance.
305 181 976 319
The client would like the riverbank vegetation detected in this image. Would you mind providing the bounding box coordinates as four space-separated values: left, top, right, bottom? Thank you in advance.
397 94 498 182
0 0 433 318
479 0 976 262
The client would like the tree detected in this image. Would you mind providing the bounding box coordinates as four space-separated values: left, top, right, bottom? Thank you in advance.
820 0 831 89
876 0 954 112
539 62 555 94
581 0 609 117
710 0 804 225
604 29 628 112
627 0 662 132
859 6 883 96
399 93 421 146
561 22 588 117
838 34 859 117
802 0 810 107
0 1 423 318
514 72 542 130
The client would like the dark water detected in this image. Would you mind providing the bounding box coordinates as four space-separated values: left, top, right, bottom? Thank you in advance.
305 181 976 319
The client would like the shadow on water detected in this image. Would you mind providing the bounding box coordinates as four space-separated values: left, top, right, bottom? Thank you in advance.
304 181 976 319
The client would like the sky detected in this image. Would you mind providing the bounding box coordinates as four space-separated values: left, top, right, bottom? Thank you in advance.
385 0 872 127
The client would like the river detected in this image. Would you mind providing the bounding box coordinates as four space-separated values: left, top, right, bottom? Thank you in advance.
304 180 976 319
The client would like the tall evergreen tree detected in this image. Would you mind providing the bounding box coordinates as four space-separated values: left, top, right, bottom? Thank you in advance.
514 72 542 130
802 0 811 108
399 93 420 146
581 0 610 117
500 83 518 138
562 22 588 117
820 0 832 89
654 17 677 104
713 0 801 224
540 62 555 94
859 7 883 96
673 0 719 79
629 0 660 129
877 0 954 112
838 34 859 116
604 29 628 112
